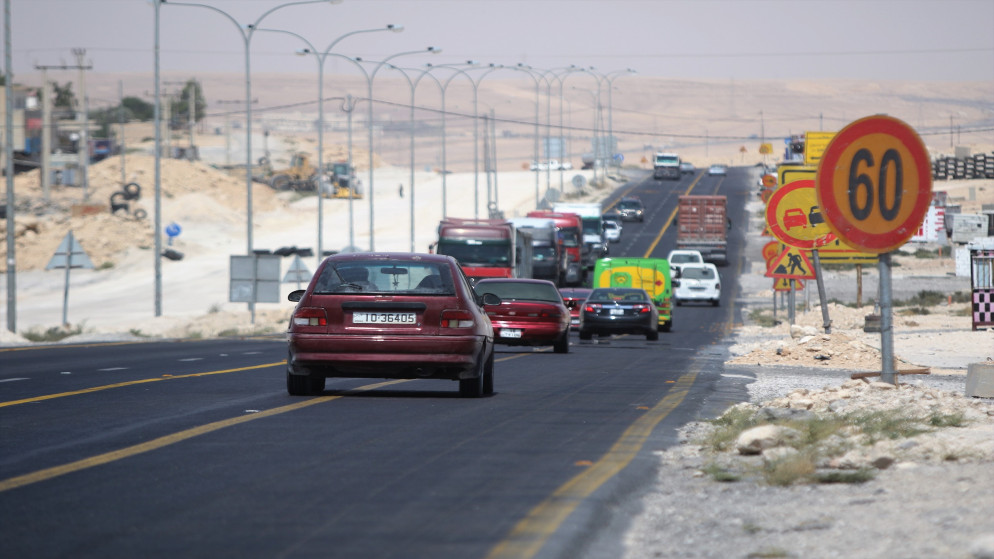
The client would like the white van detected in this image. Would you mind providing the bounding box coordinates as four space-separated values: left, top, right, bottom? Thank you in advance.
673 262 721 307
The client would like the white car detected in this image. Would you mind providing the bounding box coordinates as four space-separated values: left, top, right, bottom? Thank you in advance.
666 249 704 274
602 220 622 243
708 164 728 176
673 263 721 306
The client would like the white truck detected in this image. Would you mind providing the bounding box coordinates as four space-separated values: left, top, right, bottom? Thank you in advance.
553 202 608 271
653 152 681 180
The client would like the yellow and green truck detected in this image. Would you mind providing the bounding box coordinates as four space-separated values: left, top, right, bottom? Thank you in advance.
592 257 673 332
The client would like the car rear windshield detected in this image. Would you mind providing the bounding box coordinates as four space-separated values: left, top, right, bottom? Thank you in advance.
682 267 716 280
313 261 455 295
588 289 648 302
670 254 701 264
476 282 561 303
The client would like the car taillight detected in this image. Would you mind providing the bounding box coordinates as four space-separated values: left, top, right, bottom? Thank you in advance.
634 304 651 313
530 310 561 318
715 283 721 290
441 309 474 328
293 307 327 326
583 303 602 312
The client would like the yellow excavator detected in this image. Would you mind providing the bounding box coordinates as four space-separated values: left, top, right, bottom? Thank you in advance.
268 152 319 191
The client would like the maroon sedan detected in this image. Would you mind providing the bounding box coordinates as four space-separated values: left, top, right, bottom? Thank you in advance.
474 278 571 353
559 287 592 328
286 253 500 397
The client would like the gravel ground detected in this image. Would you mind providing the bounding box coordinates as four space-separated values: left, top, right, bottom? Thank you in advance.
620 181 994 559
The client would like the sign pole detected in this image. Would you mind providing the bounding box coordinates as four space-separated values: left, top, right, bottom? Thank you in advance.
61 232 75 326
788 280 796 325
878 252 895 384
811 250 831 333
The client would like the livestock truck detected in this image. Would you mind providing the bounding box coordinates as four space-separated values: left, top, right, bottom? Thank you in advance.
653 152 681 180
526 210 585 286
676 195 728 265
434 218 533 282
592 257 674 332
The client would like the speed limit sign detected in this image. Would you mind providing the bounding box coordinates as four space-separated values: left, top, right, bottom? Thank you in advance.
815 115 932 254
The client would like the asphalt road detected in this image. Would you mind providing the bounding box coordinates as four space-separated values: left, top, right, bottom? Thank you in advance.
0 166 756 559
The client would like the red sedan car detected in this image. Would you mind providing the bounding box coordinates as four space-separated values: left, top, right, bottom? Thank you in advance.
559 287 593 328
474 278 571 353
286 252 500 398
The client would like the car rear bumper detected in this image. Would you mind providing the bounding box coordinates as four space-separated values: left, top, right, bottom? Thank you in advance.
288 333 486 380
580 317 654 335
491 321 568 345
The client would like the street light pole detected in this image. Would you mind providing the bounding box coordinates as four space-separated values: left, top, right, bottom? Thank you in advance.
583 67 636 174
362 47 440 251
511 64 543 208
161 0 342 323
257 24 403 265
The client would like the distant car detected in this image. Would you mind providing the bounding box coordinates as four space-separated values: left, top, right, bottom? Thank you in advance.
680 161 695 174
666 249 704 274
708 164 727 176
286 252 501 398
602 220 622 243
673 262 721 307
559 287 592 327
578 287 659 341
557 160 573 171
474 278 571 353
616 197 645 222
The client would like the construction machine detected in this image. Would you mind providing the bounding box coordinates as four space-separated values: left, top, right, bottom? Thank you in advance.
269 152 320 191
325 161 362 199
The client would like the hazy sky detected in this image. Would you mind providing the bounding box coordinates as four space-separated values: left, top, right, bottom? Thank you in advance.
4 0 994 81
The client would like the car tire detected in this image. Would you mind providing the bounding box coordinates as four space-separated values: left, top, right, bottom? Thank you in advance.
286 368 324 396
712 298 720 307
460 349 489 398
482 349 495 395
675 298 682 306
647 329 659 341
553 329 569 353
579 330 592 341
660 320 672 332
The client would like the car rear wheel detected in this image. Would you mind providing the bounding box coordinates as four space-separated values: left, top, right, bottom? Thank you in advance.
286 351 325 396
482 350 495 395
578 330 592 341
646 329 659 341
711 298 720 307
660 319 672 332
553 329 569 353
460 348 490 398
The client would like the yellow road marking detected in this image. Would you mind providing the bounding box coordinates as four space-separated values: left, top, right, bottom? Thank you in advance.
485 370 698 559
0 379 408 493
0 362 286 409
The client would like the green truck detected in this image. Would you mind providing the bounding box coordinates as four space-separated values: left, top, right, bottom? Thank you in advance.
592 257 674 332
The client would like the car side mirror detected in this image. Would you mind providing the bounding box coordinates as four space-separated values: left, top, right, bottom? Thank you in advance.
480 292 501 306
288 289 305 302
672 279 681 288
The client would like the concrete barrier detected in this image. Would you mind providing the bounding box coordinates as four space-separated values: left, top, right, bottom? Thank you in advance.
965 362 994 398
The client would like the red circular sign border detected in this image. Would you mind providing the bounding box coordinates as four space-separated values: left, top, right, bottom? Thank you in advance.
816 115 932 253
766 180 836 249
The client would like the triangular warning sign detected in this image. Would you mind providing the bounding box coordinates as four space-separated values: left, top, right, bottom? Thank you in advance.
281 255 312 283
766 246 816 279
773 277 805 291
46 231 95 270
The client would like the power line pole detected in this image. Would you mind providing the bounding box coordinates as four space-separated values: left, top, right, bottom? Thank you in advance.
35 53 92 198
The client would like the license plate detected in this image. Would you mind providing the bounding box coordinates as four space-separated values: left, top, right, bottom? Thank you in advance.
353 312 416 324
610 308 624 315
500 329 523 338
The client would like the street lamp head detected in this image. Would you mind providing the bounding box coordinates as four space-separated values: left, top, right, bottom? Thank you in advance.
387 24 404 32
296 48 314 56
427 47 441 54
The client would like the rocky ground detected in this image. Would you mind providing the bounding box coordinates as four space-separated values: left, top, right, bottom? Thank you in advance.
620 174 994 559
